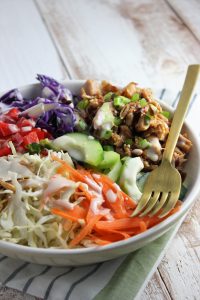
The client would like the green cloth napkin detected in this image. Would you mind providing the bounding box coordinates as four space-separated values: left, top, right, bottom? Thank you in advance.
95 221 182 300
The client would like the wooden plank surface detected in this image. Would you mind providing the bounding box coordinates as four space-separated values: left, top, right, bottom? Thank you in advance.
36 0 200 91
0 0 200 299
0 0 65 91
166 0 200 42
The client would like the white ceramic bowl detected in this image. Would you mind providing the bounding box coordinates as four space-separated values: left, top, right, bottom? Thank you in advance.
0 80 199 266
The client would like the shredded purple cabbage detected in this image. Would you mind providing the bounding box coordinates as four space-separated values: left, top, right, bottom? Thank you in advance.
37 74 73 104
0 75 76 137
35 101 76 137
0 89 23 106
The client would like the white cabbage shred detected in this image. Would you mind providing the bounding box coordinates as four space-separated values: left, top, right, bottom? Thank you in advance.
0 151 79 249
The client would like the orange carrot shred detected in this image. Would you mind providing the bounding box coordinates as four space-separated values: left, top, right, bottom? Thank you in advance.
70 215 102 247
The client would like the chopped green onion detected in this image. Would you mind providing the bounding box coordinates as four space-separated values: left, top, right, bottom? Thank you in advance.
77 119 87 131
113 96 130 107
103 145 114 151
139 98 147 107
77 99 89 110
27 139 56 154
138 138 151 149
125 139 133 145
101 130 112 139
27 143 42 154
144 114 151 125
161 111 171 119
104 92 113 102
131 93 140 102
114 117 122 126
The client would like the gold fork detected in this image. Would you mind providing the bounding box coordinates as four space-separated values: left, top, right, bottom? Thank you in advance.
132 65 200 218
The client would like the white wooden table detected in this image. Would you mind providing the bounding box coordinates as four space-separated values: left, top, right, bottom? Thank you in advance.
0 0 200 299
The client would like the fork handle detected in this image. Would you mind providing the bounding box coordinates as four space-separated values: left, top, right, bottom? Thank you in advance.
162 64 200 162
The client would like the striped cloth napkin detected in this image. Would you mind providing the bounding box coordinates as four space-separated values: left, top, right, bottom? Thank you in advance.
0 90 198 300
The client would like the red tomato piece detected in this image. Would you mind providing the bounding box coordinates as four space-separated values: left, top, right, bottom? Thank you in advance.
0 121 19 137
10 132 24 146
4 108 20 121
23 131 39 147
0 145 11 157
17 117 35 128
31 128 46 140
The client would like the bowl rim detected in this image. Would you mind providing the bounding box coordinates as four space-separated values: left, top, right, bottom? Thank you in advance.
0 80 200 255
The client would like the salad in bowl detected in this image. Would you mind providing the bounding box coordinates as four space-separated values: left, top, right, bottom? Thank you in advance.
0 75 194 252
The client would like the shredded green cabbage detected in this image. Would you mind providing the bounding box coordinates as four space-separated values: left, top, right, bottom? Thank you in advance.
0 151 77 248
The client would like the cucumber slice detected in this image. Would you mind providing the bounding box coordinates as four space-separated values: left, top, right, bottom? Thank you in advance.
119 157 144 202
53 133 103 166
107 160 122 182
98 151 120 169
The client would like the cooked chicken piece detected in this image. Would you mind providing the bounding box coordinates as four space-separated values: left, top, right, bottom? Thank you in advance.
101 80 120 95
141 88 153 102
120 103 131 119
111 133 124 147
124 144 132 156
173 147 186 169
122 82 137 98
135 115 151 131
120 125 132 138
86 97 104 120
145 116 169 141
149 101 162 114
81 80 100 97
177 134 192 153
125 111 134 126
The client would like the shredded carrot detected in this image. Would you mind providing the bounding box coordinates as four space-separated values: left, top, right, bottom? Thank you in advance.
94 228 130 241
49 155 182 247
52 155 87 183
89 235 111 246
70 215 102 247
51 206 86 222
95 218 147 231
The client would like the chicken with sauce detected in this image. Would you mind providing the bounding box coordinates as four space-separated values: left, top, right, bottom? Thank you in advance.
76 80 192 172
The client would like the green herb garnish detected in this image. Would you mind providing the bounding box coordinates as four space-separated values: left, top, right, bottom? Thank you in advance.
114 117 122 126
27 139 56 154
125 139 133 145
27 143 41 154
161 111 171 119
138 138 151 149
131 93 140 102
144 114 151 125
139 98 147 107
77 119 87 131
101 130 112 140
77 99 89 110
103 145 114 151
104 92 113 102
113 96 130 107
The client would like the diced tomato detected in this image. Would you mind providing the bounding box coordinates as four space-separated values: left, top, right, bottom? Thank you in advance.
31 128 47 140
4 108 20 121
10 132 24 146
23 131 39 147
0 121 19 137
0 145 11 157
20 126 33 136
0 108 52 156
17 117 35 128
